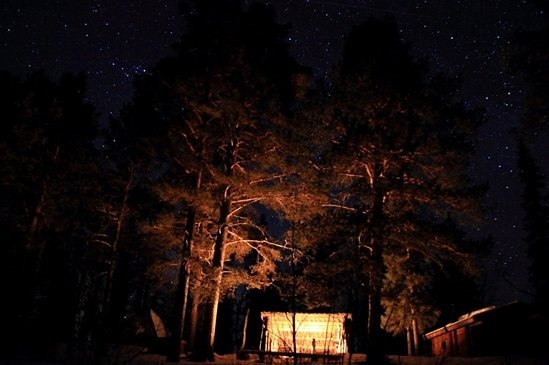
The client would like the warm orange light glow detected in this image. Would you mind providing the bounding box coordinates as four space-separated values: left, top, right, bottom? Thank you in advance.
261 312 350 354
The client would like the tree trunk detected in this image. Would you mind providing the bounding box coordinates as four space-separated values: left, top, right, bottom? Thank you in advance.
95 172 132 363
292 310 297 365
104 173 132 315
209 195 231 345
411 317 420 355
168 171 202 362
239 307 250 352
28 144 59 272
367 250 384 364
366 187 385 365
167 206 196 362
193 191 231 360
188 278 201 350
406 327 413 356
28 180 47 273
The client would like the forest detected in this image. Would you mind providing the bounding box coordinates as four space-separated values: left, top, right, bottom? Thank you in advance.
0 0 547 364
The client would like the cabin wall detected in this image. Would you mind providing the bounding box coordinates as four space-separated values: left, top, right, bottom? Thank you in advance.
425 303 548 358
262 312 349 354
429 326 471 357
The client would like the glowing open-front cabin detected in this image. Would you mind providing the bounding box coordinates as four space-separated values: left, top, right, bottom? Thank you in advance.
260 312 350 354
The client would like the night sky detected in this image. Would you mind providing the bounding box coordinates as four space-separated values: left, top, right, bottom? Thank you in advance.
1 0 547 306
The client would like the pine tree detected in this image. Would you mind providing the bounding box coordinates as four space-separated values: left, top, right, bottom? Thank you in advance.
517 139 549 309
116 0 310 359
507 2 548 130
305 17 484 362
507 1 549 312
0 70 101 359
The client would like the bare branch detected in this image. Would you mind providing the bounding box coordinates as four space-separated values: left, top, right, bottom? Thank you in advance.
228 222 268 236
228 197 263 218
322 204 358 212
226 233 292 252
232 197 264 205
89 239 112 248
178 131 197 155
249 173 290 185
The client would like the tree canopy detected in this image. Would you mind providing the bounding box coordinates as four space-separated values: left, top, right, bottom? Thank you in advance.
0 2 492 362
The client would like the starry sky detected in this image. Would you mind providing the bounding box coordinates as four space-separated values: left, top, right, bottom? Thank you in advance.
1 0 546 306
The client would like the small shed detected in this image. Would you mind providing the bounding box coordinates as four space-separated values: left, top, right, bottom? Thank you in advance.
424 301 546 357
260 312 350 355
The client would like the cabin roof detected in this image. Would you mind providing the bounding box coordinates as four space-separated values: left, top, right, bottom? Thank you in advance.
423 301 527 340
261 312 350 321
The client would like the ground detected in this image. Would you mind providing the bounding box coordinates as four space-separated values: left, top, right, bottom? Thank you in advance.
1 352 545 365
130 353 546 365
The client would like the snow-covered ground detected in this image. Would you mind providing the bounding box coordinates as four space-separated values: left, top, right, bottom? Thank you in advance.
2 352 545 365
160 353 547 365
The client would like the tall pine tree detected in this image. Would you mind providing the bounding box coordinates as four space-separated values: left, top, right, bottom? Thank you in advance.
306 17 484 362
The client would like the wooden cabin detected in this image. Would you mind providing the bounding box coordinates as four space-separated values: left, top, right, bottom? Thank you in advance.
424 301 547 357
260 312 350 355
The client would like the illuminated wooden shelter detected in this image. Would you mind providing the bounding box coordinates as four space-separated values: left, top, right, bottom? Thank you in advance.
260 312 350 354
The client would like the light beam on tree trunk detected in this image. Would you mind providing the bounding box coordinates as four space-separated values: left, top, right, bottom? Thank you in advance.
168 170 202 362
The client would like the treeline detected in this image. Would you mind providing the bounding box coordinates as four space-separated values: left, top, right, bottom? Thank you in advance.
0 0 514 363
